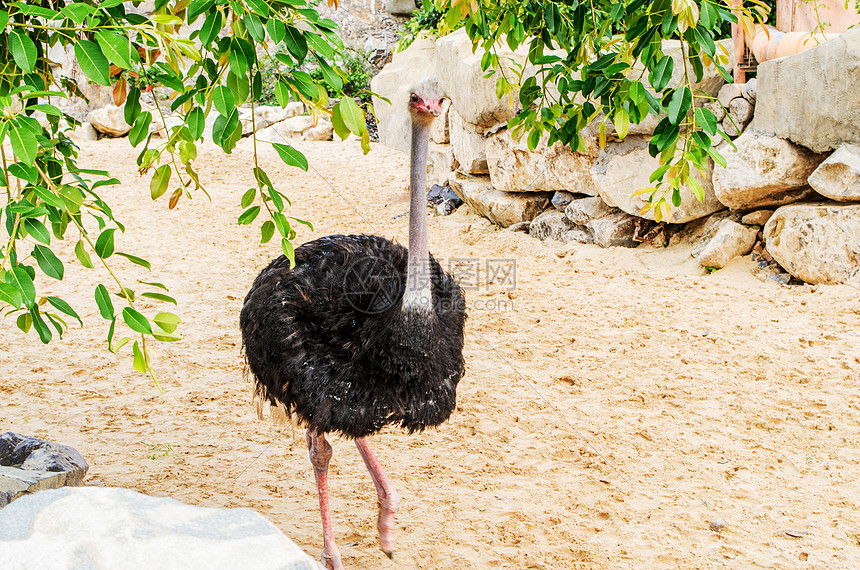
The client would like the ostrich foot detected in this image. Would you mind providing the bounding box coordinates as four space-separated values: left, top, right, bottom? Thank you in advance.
307 430 344 570
355 437 401 557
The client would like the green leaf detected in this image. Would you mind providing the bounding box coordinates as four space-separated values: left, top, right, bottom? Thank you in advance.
695 106 718 135
47 296 83 327
245 0 270 16
75 40 111 86
33 245 64 279
153 311 181 333
613 108 630 139
9 29 37 72
330 103 350 141
260 220 275 243
128 112 153 147
95 30 137 69
199 10 223 45
16 312 31 333
30 306 52 344
95 228 116 258
22 219 51 244
274 80 291 108
132 340 147 373
187 0 216 22
116 252 152 270
211 86 235 117
123 307 152 334
150 164 171 199
0 11 10 32
649 55 674 92
228 38 249 77
9 267 35 307
8 126 38 165
152 331 183 342
140 292 177 305
241 187 256 208
187 107 205 139
337 97 365 135
266 18 287 44
139 280 169 291
245 13 265 41
0 282 23 308
95 284 115 319
281 237 296 268
272 143 308 171
75 240 94 268
283 26 308 63
667 87 692 125
238 205 260 225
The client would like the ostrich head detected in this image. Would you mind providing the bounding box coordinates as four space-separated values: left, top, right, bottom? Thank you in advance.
408 78 445 127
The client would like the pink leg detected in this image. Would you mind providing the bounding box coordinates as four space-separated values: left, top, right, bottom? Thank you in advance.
355 437 401 558
307 430 344 570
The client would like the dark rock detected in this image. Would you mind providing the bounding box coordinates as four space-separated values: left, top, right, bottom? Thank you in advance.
508 221 531 232
427 184 446 204
428 184 462 208
0 432 88 508
436 199 460 216
551 191 578 211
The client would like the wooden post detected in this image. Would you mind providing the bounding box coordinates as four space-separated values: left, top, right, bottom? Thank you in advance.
729 0 746 83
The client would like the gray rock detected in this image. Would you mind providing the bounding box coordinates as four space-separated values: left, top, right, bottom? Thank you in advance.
717 83 743 107
564 196 615 226
712 132 825 210
694 219 759 269
485 128 598 194
764 203 860 286
386 0 417 16
728 97 754 127
722 116 742 139
450 110 488 174
0 487 317 569
551 191 578 210
703 100 726 123
436 199 460 216
710 518 727 532
0 432 88 508
88 104 132 137
807 144 860 202
741 78 757 103
427 142 456 188
751 28 860 153
508 221 531 232
592 136 724 223
529 209 576 241
449 172 551 228
588 212 638 248
741 209 775 226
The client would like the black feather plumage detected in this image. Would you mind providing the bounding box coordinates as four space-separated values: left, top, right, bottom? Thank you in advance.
240 234 466 439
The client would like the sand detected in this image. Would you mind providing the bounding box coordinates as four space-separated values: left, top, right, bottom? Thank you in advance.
1 136 859 569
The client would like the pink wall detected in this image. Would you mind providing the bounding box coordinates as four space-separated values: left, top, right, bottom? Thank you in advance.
777 0 860 34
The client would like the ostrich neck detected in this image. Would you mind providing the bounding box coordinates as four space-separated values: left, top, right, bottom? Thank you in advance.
402 120 432 313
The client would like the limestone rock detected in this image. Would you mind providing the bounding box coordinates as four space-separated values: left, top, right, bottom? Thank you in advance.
712 132 825 210
764 203 860 286
694 219 758 268
592 136 724 223
529 209 575 241
807 144 860 202
703 100 727 123
434 28 531 129
371 34 437 153
88 105 132 137
254 115 331 143
429 99 451 144
564 196 614 226
485 128 597 194
741 209 775 226
386 0 417 15
449 110 488 174
0 487 317 569
728 97 754 126
449 172 550 228
742 78 757 103
0 433 88 508
150 115 184 139
717 83 743 107
67 122 99 143
427 143 456 188
588 212 638 248
302 117 333 141
551 191 577 210
751 28 860 153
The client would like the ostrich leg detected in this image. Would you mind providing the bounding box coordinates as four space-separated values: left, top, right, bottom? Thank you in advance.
307 430 344 570
355 438 401 558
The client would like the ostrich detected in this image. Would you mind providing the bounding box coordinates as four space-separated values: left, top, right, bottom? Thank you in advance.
240 78 466 570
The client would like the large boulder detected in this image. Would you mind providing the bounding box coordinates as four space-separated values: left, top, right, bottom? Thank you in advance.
529 209 591 244
427 143 456 188
712 132 824 210
370 33 438 153
751 28 860 153
807 144 860 202
694 219 758 269
485 129 598 194
763 203 860 286
88 105 132 137
591 136 724 223
449 109 489 174
433 28 532 130
449 172 550 227
0 487 317 569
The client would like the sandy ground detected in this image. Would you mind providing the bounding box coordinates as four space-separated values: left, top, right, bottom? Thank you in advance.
1 136 859 569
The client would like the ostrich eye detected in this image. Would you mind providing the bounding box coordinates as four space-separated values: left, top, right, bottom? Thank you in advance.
409 94 419 103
